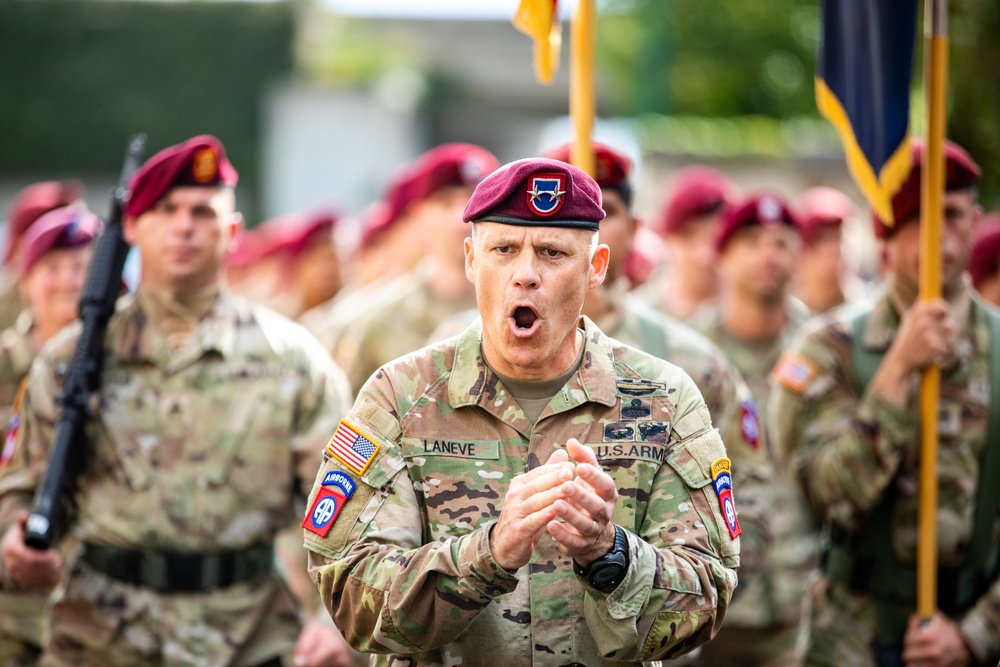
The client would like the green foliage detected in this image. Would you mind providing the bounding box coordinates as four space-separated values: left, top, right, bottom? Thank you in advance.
0 0 294 219
950 0 1000 210
598 0 820 117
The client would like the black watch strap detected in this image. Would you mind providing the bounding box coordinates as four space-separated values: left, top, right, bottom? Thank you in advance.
573 524 629 592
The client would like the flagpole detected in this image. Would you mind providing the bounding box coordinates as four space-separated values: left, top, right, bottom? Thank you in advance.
570 0 596 176
917 0 948 622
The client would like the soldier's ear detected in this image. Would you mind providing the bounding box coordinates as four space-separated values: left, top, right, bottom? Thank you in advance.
123 215 139 246
588 243 610 290
464 237 476 284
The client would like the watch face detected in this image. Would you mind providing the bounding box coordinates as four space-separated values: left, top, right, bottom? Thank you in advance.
591 562 627 590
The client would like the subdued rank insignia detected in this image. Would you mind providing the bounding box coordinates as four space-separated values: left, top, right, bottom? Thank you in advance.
326 419 380 476
740 399 760 449
711 457 742 539
771 351 817 394
526 173 566 217
191 147 218 183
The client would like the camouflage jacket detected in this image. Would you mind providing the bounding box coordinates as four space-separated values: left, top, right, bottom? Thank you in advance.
0 310 34 434
0 290 352 666
769 280 1000 663
326 264 477 394
693 296 818 631
305 317 739 666
0 269 23 334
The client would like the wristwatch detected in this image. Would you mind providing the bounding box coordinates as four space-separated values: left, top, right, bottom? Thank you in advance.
573 524 630 592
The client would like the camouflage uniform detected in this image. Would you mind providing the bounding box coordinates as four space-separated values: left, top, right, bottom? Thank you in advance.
0 310 44 666
304 316 740 666
691 298 817 666
769 280 1000 666
326 263 477 394
0 269 23 334
0 289 352 667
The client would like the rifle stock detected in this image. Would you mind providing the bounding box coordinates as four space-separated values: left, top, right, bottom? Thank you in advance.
24 134 146 551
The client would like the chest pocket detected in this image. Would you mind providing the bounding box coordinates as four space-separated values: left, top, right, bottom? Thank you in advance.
400 435 507 541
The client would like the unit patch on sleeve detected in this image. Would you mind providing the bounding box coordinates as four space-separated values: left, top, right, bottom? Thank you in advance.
711 457 742 539
740 399 760 449
326 419 381 476
771 351 818 394
303 473 356 538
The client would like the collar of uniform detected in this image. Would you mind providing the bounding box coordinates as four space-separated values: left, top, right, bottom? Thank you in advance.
112 289 239 365
447 315 617 409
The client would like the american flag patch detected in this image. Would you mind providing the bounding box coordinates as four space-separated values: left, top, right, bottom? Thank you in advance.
326 419 380 476
771 351 817 394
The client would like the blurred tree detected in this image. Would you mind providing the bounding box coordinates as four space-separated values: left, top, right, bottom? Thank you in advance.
0 0 294 221
598 0 998 209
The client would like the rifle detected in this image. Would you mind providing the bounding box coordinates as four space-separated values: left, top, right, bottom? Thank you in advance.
24 134 146 550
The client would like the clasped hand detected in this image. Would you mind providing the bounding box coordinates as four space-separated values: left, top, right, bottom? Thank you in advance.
490 439 619 571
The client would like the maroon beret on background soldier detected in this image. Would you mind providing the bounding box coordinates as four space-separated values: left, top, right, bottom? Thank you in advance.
657 165 733 236
799 186 854 246
543 142 632 205
969 213 1000 288
126 134 238 219
716 192 801 252
872 139 981 239
19 206 100 278
462 156 605 229
4 180 86 264
360 143 501 249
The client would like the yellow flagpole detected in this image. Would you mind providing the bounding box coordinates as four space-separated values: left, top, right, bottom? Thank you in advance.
570 0 596 177
917 0 948 622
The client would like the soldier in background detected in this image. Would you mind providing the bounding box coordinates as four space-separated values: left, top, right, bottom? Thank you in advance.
230 210 342 320
692 193 816 666
770 140 998 667
303 156 738 665
0 181 85 331
794 186 867 314
641 165 734 321
0 206 97 667
0 135 353 667
968 212 1000 308
318 143 500 393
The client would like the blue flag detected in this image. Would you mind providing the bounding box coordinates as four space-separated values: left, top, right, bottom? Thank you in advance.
816 0 918 225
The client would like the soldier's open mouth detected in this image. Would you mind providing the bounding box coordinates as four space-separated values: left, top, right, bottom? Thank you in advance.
513 306 538 330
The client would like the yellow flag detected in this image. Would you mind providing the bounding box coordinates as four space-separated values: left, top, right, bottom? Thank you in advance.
514 0 561 84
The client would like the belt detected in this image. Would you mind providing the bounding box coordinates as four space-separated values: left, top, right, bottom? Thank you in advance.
81 543 273 593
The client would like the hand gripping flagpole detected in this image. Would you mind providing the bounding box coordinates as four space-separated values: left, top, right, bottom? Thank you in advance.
917 0 948 622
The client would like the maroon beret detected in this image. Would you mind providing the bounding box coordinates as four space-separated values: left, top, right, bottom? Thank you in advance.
5 180 85 264
463 157 605 230
363 143 500 245
257 210 338 259
717 192 801 252
799 186 854 245
19 206 99 278
873 139 980 239
126 135 238 219
658 165 732 235
969 213 1000 287
542 142 632 189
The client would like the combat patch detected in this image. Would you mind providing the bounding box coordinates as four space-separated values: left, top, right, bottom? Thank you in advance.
771 351 817 394
1 414 19 469
302 475 355 538
326 419 381 476
710 457 741 539
615 379 668 397
740 399 760 449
